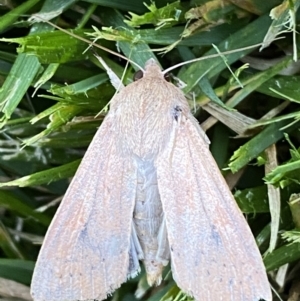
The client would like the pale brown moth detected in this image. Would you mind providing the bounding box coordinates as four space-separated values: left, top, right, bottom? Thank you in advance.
29 16 272 301
30 54 272 300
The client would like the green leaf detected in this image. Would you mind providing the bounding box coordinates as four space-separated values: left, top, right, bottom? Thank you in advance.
125 1 184 29
264 243 300 271
228 120 300 173
180 14 273 93
0 190 51 226
0 54 41 121
234 186 269 213
0 259 34 285
0 30 90 64
0 0 41 33
265 160 300 187
0 159 81 188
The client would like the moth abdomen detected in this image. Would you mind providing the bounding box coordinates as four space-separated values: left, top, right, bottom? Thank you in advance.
133 157 169 285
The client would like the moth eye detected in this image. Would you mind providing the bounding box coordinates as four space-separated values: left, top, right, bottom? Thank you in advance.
173 106 182 122
164 73 171 82
133 70 144 81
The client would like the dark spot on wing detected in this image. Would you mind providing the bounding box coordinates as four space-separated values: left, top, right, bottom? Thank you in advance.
211 225 222 246
173 106 182 122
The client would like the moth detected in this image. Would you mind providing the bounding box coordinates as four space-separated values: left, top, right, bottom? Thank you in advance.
31 58 272 301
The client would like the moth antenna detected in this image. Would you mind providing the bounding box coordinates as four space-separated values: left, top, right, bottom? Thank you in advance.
93 51 124 90
93 50 132 118
93 54 121 117
162 38 284 75
29 15 144 71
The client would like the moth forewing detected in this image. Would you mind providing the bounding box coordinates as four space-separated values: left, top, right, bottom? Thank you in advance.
156 114 272 300
31 117 138 300
31 59 272 301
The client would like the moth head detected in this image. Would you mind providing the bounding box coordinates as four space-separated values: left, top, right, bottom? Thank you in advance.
134 58 170 82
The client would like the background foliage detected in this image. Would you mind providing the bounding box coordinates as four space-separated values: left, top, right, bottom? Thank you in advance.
0 0 300 300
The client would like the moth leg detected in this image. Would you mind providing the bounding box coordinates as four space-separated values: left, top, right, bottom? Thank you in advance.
156 217 170 266
131 221 144 259
128 222 144 278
